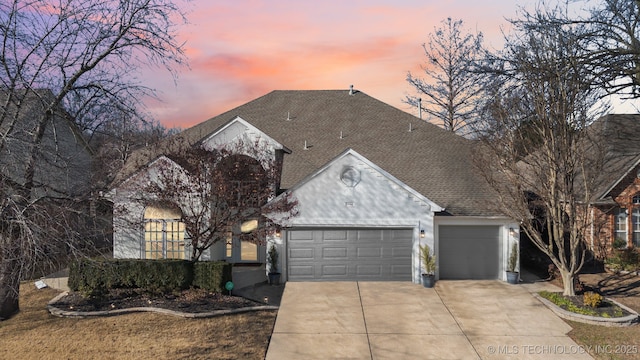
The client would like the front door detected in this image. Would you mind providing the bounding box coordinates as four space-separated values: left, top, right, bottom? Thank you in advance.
225 219 262 263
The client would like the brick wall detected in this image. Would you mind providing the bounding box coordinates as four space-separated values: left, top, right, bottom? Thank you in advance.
591 166 640 257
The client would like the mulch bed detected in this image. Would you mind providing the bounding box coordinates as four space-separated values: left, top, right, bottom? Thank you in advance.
53 288 263 313
539 283 634 318
561 294 632 318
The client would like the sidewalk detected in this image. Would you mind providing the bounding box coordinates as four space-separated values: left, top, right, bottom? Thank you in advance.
234 281 284 306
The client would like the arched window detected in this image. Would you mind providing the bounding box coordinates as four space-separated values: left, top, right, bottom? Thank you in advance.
144 205 186 259
216 154 267 208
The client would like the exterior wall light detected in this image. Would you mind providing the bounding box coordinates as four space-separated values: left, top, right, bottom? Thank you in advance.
420 229 425 238
509 228 517 236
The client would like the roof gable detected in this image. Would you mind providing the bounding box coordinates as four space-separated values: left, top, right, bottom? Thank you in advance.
277 148 442 226
112 155 186 194
286 148 443 211
200 116 291 154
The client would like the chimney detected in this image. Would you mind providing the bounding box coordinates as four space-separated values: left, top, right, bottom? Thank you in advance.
418 98 422 120
349 85 354 95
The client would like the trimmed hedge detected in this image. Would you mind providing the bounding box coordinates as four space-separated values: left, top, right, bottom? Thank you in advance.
69 259 231 296
193 261 233 292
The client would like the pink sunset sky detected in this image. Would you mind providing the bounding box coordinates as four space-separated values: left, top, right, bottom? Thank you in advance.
143 0 612 129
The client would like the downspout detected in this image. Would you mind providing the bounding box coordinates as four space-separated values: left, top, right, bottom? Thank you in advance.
590 207 594 251
418 220 422 283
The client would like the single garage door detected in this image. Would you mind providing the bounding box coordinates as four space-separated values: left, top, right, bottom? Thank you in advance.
439 225 500 280
287 228 412 281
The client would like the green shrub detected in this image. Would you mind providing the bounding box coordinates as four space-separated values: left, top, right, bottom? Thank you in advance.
605 248 640 272
69 259 117 297
508 242 518 272
69 259 194 296
583 291 603 308
135 260 194 293
538 291 599 316
267 245 279 273
419 244 436 275
612 237 627 249
193 261 233 292
539 291 627 318
613 307 623 317
620 249 640 270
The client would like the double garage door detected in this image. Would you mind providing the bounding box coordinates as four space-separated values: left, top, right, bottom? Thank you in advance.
287 228 412 281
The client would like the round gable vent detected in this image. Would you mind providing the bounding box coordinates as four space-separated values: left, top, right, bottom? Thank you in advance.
340 166 361 187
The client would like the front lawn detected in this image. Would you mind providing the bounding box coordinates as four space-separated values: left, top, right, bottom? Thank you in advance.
0 282 276 359
566 272 640 360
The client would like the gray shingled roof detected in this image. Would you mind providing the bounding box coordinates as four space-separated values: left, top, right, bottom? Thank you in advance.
0 89 92 197
115 89 503 217
588 114 640 202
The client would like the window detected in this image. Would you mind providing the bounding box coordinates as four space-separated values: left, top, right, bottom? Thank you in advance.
225 225 233 258
144 205 186 259
633 194 640 205
614 207 628 247
240 219 258 261
633 208 640 247
228 180 262 207
225 219 259 262
216 155 267 208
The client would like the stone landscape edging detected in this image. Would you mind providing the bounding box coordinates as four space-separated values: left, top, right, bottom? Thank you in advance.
532 292 639 327
47 292 279 319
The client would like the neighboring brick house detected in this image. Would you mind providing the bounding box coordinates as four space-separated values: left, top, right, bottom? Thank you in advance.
585 114 640 256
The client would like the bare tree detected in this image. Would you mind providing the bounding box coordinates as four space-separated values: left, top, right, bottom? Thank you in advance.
88 107 178 192
119 139 298 261
0 0 187 319
405 17 485 136
476 3 607 296
581 0 640 98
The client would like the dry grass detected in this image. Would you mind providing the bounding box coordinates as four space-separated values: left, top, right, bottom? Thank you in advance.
0 282 276 360
568 320 640 360
567 273 640 360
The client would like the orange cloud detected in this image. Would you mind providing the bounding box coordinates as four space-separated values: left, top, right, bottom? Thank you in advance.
147 1 541 128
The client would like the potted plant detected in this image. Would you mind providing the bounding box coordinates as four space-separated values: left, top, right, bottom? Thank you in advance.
506 241 519 284
420 244 436 288
267 244 281 286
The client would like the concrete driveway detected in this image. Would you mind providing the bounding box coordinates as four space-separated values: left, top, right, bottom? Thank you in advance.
266 281 593 359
